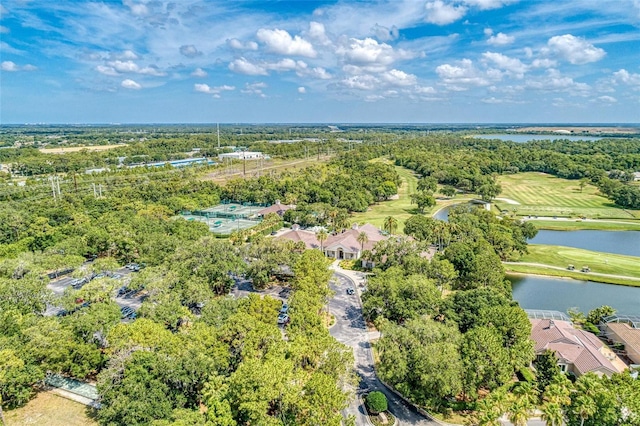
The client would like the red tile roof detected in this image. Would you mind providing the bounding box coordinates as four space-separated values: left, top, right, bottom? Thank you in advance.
530 319 622 377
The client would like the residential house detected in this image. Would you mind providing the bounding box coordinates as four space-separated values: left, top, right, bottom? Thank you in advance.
530 318 626 378
602 315 640 365
256 201 295 218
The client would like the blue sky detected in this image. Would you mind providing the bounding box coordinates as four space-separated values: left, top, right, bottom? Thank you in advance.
1 0 639 124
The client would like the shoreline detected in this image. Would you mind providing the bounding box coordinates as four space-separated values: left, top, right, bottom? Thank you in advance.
504 268 640 288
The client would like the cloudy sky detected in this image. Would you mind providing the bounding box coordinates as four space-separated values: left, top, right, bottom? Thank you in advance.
1 0 639 123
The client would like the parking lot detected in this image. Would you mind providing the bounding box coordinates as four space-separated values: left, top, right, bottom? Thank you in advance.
45 265 146 320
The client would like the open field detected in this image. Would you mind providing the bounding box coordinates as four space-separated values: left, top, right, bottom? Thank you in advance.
497 172 640 220
200 155 332 184
350 164 419 230
5 391 97 426
39 144 126 154
524 219 640 231
504 244 640 286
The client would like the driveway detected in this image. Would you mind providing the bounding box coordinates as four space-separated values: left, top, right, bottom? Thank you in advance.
328 270 438 426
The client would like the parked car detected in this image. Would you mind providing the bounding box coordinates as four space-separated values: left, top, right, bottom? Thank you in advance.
116 286 129 297
280 303 289 314
120 306 137 319
277 313 290 325
346 287 355 295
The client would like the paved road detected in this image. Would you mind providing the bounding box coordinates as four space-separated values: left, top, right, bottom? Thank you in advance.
328 271 437 426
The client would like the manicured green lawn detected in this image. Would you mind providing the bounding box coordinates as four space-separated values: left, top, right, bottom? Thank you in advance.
510 244 640 283
351 163 469 232
524 219 640 231
497 172 640 220
351 164 420 231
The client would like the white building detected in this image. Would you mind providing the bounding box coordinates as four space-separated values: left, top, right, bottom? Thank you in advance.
218 151 264 161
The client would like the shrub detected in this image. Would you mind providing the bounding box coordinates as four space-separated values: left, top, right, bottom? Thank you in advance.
366 391 388 414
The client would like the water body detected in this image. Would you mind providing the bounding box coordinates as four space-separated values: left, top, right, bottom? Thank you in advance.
511 275 640 315
433 205 452 221
473 134 602 143
530 230 640 257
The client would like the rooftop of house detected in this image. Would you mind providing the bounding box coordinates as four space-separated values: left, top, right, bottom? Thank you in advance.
276 223 388 252
256 201 296 217
530 319 624 377
607 322 640 355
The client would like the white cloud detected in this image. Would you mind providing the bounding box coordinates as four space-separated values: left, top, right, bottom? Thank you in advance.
256 28 316 57
179 44 202 58
228 57 268 76
425 1 467 25
0 26 9 34
487 32 515 46
265 58 300 72
1 61 36 72
380 69 418 86
482 52 527 77
531 58 557 68
597 95 617 103
227 39 259 50
463 0 518 10
372 23 399 42
194 83 235 96
298 86 306 94
613 69 640 88
96 65 119 76
123 0 148 16
191 68 207 78
1 61 18 72
121 79 141 90
242 82 267 97
547 34 606 64
436 59 492 89
307 22 332 46
525 69 590 95
338 37 412 72
110 60 139 73
340 74 379 90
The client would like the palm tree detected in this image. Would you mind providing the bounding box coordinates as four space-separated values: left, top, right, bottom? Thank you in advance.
383 216 398 235
357 231 369 254
507 399 532 426
573 395 596 426
316 229 328 253
541 401 564 426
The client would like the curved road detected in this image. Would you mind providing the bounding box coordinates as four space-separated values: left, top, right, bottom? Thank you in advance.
329 271 437 426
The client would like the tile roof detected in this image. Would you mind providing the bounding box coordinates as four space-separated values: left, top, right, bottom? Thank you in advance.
325 224 387 253
530 319 623 377
607 322 640 363
277 229 320 250
257 203 295 216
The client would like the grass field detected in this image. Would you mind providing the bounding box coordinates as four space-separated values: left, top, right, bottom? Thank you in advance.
497 172 639 220
350 164 419 230
504 244 640 286
5 392 97 426
524 219 640 231
39 144 126 154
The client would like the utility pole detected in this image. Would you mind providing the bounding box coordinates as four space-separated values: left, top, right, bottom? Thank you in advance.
93 183 97 198
56 176 61 198
243 150 246 177
98 184 103 198
50 176 57 203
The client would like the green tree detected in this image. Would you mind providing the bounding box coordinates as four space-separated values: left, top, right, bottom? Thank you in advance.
316 229 328 252
460 326 512 398
365 391 388 414
383 216 398 235
535 350 562 394
410 190 436 213
357 231 369 253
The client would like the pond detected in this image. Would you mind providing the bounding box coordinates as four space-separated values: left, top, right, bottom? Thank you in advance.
510 275 640 315
530 229 640 257
473 134 602 143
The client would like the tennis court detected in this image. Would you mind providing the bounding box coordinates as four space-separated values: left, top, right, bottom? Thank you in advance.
181 214 260 235
200 202 263 219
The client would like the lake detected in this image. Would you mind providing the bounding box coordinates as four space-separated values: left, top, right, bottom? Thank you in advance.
473 134 602 143
511 275 640 315
530 229 640 257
